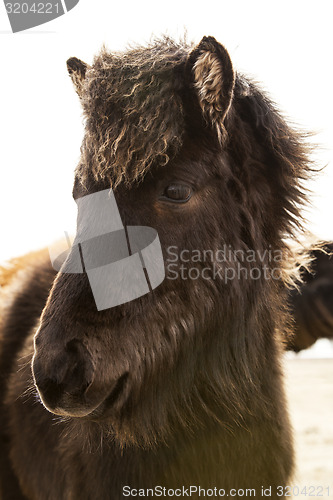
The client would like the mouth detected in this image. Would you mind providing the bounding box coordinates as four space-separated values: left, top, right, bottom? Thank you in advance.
86 373 129 419
43 373 129 419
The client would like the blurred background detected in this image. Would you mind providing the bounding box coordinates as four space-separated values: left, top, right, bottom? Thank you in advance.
0 0 332 490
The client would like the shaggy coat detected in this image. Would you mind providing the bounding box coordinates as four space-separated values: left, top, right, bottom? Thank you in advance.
0 36 312 499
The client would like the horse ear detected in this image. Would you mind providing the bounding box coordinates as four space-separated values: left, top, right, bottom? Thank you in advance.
188 36 235 143
66 57 89 98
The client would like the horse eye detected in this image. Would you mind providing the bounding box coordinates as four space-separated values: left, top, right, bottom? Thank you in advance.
161 184 192 203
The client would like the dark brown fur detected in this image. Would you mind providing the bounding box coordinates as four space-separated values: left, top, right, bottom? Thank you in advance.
288 242 333 351
0 36 314 499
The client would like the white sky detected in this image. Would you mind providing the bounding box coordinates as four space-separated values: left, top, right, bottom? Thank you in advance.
0 0 333 263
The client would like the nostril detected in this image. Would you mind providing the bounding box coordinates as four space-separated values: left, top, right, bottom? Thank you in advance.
64 340 94 394
32 340 94 411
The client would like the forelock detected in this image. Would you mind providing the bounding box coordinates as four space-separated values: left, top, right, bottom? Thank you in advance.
77 38 191 188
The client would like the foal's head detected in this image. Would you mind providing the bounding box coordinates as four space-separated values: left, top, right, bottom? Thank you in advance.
32 36 310 447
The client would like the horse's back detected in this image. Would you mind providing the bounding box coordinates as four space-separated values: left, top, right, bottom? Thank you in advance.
0 249 55 381
0 250 56 499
